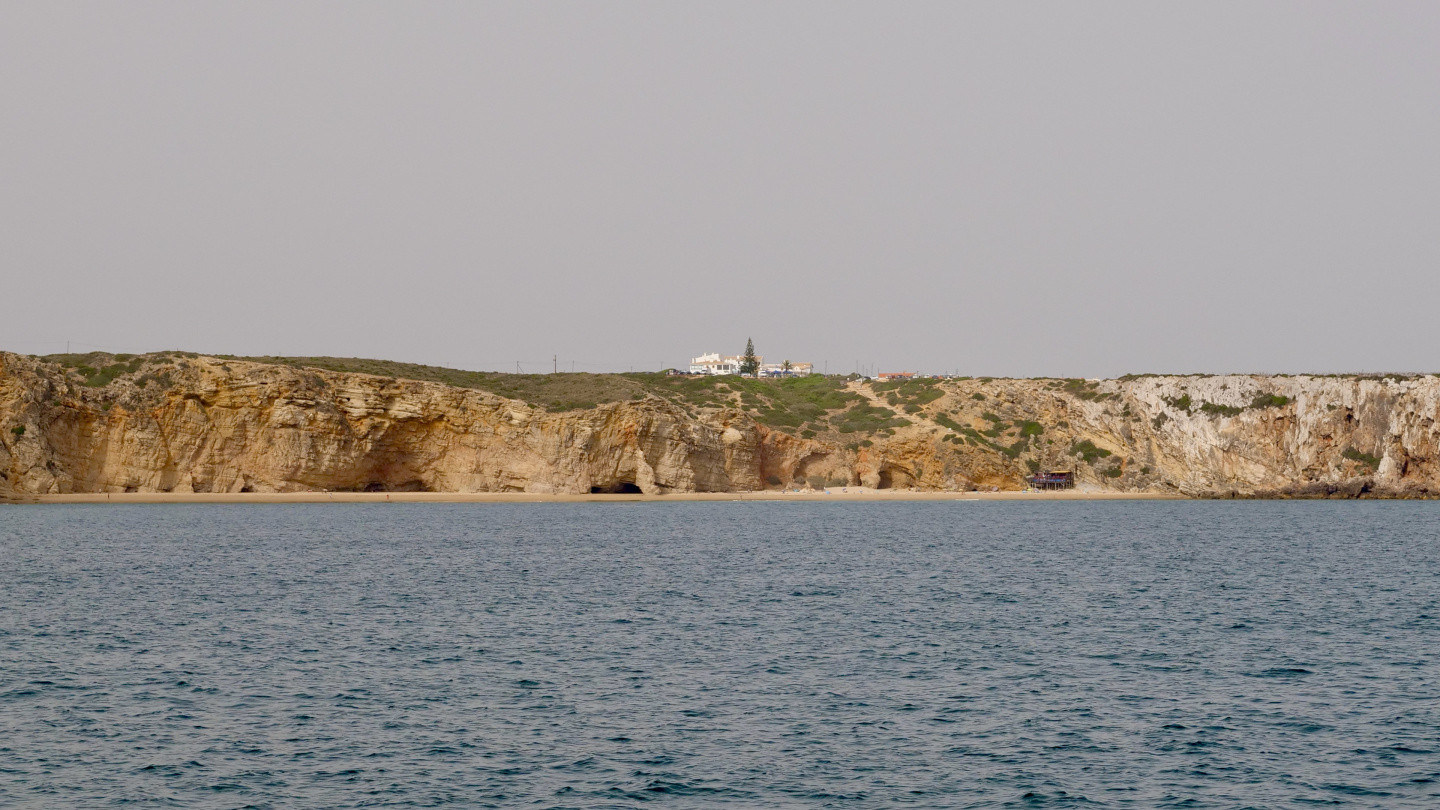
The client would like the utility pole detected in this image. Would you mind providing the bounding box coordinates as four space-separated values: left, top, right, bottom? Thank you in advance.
516 361 521 374
553 354 557 374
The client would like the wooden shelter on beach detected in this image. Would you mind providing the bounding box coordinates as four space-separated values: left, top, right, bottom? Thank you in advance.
1026 470 1075 490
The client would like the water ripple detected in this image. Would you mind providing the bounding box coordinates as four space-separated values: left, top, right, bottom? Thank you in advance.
1 501 1437 807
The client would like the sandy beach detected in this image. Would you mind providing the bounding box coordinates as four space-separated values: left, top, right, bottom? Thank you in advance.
8 489 1184 505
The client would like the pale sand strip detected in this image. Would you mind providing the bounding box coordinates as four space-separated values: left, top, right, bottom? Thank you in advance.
12 490 1183 505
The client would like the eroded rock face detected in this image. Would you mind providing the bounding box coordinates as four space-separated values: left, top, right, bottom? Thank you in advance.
2 354 1438 498
0 354 832 496
843 375 1440 498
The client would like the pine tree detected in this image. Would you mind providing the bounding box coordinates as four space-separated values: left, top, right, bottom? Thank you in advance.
739 338 759 376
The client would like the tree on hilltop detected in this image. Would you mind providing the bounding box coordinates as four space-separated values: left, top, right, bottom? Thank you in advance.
739 338 759 376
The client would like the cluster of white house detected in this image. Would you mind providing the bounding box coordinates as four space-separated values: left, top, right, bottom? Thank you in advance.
688 352 814 377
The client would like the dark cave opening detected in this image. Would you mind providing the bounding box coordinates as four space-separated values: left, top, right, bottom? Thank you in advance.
590 482 644 494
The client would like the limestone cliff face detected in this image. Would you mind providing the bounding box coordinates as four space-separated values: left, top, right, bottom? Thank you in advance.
0 354 828 496
846 375 1440 498
3 353 1438 498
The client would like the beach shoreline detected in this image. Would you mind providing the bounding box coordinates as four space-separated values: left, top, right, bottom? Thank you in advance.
7 489 1184 505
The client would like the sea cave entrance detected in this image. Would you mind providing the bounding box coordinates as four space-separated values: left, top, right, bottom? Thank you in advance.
590 482 644 494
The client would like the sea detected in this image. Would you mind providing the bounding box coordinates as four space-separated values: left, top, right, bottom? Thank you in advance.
1 501 1436 808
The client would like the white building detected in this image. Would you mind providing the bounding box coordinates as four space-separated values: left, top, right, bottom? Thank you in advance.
760 362 813 377
689 352 759 375
690 353 816 376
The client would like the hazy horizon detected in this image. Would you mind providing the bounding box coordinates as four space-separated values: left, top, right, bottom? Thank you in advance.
5 3 1438 377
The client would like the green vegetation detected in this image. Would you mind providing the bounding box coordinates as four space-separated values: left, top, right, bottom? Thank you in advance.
1250 393 1290 409
42 352 149 388
999 436 1030 459
933 413 963 433
831 403 910 434
1070 439 1112 464
135 370 172 390
658 373 863 431
1164 394 1193 413
1200 401 1242 417
1341 447 1381 469
1102 465 1124 478
1159 390 1292 420
225 354 872 426
972 412 1006 438
1061 379 1109 401
971 392 986 401
933 410 1043 459
739 338 759 377
875 378 945 413
959 426 989 445
10 425 24 436
229 355 651 410
1195 392 1292 418
83 361 142 387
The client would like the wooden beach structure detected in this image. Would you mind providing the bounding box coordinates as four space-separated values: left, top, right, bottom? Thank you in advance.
1026 470 1075 490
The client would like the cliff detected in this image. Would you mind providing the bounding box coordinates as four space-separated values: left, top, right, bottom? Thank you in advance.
2 352 1437 499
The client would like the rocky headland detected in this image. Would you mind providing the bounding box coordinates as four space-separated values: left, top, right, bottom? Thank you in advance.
2 351 1437 499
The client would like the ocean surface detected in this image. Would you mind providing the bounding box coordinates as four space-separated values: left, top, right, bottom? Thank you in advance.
1 501 1437 808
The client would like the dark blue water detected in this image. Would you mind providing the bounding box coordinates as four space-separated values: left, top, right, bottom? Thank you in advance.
1 502 1437 808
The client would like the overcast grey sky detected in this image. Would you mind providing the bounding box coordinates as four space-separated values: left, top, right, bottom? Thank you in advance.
3 2 1437 376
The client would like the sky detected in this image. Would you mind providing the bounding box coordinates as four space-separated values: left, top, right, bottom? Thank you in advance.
3 2 1438 377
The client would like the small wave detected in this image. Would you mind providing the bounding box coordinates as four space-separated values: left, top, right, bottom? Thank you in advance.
1321 784 1395 796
